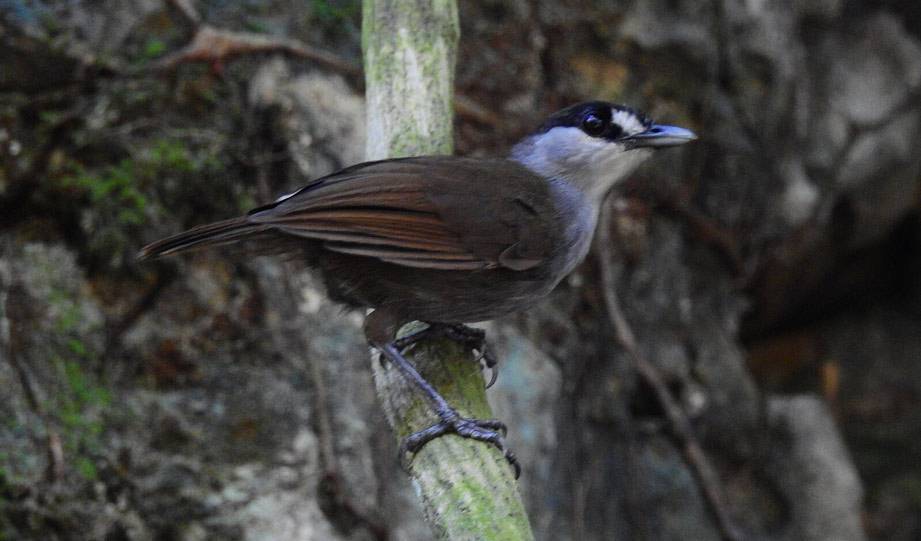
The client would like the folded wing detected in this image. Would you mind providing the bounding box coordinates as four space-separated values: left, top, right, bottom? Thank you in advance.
247 157 555 271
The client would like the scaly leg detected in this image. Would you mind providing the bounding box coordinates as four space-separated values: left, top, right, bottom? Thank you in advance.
377 343 520 478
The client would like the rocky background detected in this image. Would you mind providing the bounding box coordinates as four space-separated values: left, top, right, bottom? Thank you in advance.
2 1 921 539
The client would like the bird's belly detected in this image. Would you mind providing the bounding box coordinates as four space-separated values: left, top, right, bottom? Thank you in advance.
414 274 556 323
321 256 561 323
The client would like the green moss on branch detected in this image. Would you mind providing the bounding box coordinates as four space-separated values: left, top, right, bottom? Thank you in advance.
361 1 534 538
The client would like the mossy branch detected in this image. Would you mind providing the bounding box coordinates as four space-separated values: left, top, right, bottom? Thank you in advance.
361 1 534 539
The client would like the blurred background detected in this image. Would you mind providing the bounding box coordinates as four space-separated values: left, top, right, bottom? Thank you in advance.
2 1 921 539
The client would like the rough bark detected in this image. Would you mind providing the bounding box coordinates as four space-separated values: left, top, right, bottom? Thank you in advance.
362 0 458 160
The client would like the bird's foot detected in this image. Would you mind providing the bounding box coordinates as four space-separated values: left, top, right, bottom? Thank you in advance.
393 323 499 388
399 406 521 478
375 342 520 478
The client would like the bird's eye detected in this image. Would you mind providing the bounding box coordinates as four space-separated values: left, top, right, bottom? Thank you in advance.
581 113 607 136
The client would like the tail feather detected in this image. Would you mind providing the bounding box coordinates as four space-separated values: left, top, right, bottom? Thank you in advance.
138 217 264 260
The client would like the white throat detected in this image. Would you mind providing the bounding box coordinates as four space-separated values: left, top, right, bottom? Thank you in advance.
511 127 653 204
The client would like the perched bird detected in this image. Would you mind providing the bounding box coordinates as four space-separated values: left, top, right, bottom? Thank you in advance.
139 101 696 476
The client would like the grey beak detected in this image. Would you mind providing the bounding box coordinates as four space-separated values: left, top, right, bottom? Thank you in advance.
626 124 697 148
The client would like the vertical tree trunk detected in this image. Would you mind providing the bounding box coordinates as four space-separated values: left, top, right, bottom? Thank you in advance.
361 1 535 539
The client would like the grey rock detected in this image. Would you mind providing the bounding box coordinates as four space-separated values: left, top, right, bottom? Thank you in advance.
767 395 866 541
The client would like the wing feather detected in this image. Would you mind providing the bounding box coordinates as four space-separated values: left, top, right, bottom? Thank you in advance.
246 158 553 271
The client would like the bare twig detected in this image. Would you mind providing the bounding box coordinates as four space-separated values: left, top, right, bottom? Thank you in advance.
651 189 746 278
597 205 743 541
154 25 361 76
453 94 502 127
154 1 501 127
304 336 388 541
4 282 66 483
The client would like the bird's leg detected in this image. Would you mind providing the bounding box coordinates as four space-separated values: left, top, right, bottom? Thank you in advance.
377 343 520 478
393 323 499 388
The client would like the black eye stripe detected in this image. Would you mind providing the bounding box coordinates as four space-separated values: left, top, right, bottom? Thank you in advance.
535 101 652 141
606 123 623 139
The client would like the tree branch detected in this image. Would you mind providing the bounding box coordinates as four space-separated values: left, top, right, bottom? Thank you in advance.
154 24 362 76
154 0 501 128
362 1 533 539
597 204 742 541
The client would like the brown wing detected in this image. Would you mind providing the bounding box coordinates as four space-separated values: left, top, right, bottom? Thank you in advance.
246 157 557 271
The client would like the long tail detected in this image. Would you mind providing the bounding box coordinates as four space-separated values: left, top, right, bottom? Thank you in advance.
138 217 265 260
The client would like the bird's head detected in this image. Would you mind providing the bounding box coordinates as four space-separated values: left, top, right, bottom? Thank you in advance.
511 101 696 201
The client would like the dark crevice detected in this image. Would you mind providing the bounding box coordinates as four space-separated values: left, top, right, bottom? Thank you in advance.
316 472 389 541
742 209 921 341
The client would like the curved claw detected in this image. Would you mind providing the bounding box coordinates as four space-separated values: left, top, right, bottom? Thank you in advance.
472 348 499 389
484 364 499 389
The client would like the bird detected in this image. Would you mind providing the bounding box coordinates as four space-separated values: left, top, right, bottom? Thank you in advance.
139 101 697 476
